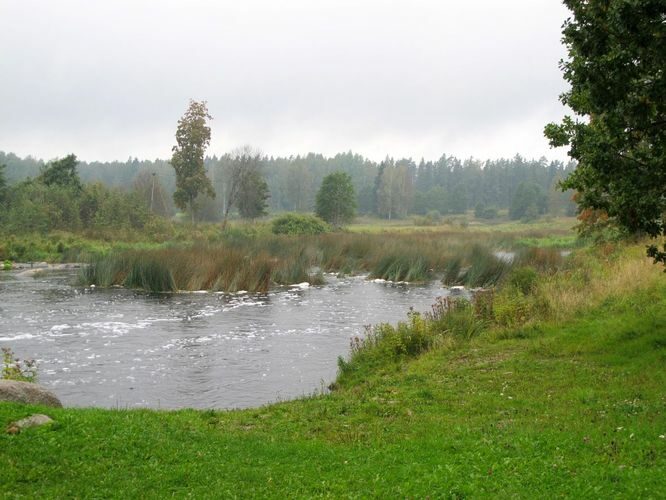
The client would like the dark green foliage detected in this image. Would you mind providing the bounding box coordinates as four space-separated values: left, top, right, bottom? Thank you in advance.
474 202 498 220
545 0 666 265
506 266 538 295
171 100 215 222
271 213 330 235
92 187 150 230
509 182 547 221
38 154 82 191
6 181 80 233
237 170 270 219
4 178 151 235
315 171 356 227
3 156 85 232
2 149 578 225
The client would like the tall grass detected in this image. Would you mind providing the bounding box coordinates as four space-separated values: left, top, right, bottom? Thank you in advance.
459 245 509 287
336 294 488 387
124 259 176 292
369 254 431 282
337 240 664 388
78 227 582 293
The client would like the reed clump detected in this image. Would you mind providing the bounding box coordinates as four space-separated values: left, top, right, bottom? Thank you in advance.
369 254 431 282
124 258 176 292
441 245 509 287
80 231 491 292
79 228 580 293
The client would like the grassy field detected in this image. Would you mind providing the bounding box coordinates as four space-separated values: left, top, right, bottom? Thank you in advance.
1 241 665 497
0 216 578 263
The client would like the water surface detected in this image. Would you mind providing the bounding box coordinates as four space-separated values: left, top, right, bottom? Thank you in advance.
0 271 453 409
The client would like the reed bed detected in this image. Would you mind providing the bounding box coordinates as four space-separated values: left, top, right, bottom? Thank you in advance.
79 229 577 293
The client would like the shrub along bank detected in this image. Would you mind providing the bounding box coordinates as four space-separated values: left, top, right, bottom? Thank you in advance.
0 242 664 497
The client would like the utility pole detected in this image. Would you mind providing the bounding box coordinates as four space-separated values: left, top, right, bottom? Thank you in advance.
150 172 156 212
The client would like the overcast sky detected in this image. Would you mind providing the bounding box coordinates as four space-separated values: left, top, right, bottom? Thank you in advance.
1 0 572 163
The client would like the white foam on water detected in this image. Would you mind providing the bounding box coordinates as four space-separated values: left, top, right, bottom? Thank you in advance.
0 332 35 341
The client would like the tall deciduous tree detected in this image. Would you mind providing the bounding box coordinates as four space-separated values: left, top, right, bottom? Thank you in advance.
171 100 215 223
315 171 356 227
545 0 666 265
220 146 268 228
39 154 82 191
376 163 413 219
238 170 270 220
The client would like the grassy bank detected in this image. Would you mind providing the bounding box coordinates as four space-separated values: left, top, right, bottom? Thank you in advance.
1 243 664 497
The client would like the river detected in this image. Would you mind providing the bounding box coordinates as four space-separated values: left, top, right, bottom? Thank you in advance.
0 270 456 409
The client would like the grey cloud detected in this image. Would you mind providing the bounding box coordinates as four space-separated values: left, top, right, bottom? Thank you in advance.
0 0 570 162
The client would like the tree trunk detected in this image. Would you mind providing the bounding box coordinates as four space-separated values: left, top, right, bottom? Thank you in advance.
221 204 231 230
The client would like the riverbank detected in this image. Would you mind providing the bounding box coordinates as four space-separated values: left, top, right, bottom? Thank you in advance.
1 243 664 496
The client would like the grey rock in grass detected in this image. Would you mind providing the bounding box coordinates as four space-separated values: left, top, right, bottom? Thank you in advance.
6 414 54 434
0 380 62 407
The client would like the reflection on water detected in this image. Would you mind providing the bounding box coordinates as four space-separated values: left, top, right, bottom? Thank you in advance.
0 271 453 409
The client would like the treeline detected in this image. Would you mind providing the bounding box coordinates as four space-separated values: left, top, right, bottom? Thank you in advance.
0 155 156 235
0 150 576 228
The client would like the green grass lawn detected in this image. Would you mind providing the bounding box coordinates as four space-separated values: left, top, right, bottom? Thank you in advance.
1 280 664 497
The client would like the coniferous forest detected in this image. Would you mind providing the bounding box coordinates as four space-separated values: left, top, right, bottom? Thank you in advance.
0 150 576 233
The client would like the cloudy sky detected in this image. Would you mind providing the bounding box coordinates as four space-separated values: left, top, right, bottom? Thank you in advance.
1 0 572 163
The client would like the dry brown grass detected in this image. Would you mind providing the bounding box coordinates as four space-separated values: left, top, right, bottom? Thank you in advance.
540 243 662 322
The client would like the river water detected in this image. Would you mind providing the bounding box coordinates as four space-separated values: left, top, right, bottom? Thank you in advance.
0 270 456 409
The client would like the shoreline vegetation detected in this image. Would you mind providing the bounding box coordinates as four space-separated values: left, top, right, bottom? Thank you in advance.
3 217 583 293
1 235 664 496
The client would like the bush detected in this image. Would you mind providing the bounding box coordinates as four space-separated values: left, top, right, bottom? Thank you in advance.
413 210 442 226
271 213 330 235
493 286 550 328
506 266 538 295
475 203 498 220
482 208 498 219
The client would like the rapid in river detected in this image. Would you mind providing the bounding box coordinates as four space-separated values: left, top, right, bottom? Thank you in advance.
0 270 457 409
